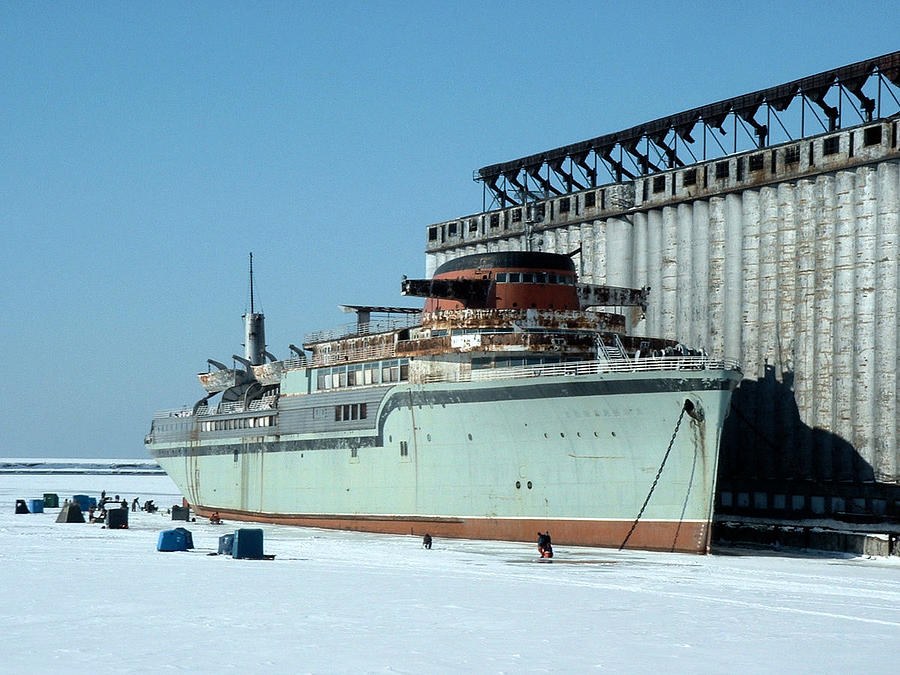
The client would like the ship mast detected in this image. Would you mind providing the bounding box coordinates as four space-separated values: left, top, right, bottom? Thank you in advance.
243 252 266 365
249 252 255 314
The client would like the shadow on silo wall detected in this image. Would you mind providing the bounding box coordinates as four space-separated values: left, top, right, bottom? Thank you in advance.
717 364 898 523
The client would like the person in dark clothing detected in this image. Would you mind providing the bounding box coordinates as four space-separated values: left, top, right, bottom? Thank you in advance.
131 497 139 512
537 531 553 558
422 533 432 549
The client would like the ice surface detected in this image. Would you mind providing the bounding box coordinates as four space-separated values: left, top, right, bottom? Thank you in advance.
1 469 898 673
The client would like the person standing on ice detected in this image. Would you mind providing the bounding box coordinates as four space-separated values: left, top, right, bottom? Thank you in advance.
537 532 553 558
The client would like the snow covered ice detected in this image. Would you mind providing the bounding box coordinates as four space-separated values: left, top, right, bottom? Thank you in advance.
1 468 899 673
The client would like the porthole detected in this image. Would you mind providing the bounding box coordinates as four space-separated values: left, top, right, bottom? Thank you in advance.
560 432 565 438
611 431 616 437
527 481 533 489
467 433 473 441
389 435 392 443
543 433 549 439
516 481 521 489
594 432 599 437
426 433 432 442
576 432 582 438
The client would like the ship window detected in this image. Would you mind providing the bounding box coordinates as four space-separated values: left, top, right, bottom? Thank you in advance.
447 222 458 236
682 168 697 186
490 213 500 228
350 404 358 420
508 273 521 282
548 273 557 283
468 219 478 233
511 208 522 223
652 175 665 193
823 136 840 156
360 403 367 419
584 191 596 207
339 371 347 387
559 197 570 213
364 368 373 385
347 370 358 386
400 441 408 457
522 272 535 283
784 145 800 164
748 153 764 171
715 161 729 179
428 227 438 241
399 364 409 381
496 273 507 282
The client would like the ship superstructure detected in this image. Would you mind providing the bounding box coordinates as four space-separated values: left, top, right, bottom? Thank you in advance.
147 251 740 553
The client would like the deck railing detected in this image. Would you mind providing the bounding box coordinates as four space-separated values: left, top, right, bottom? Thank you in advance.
304 315 421 345
307 342 398 367
421 356 742 383
154 395 278 419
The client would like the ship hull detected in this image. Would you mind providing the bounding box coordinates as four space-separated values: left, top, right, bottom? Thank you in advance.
149 368 740 553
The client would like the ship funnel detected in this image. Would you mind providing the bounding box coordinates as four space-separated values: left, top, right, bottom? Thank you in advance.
243 252 267 366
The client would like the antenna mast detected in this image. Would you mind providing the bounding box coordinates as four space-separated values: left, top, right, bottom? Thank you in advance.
249 252 255 314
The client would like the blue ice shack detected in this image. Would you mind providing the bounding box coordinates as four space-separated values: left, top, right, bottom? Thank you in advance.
232 528 264 559
218 533 235 555
172 527 194 548
72 495 92 511
27 499 44 513
157 528 192 552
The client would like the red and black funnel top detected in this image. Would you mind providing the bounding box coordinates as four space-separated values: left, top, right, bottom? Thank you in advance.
403 251 581 312
432 251 575 276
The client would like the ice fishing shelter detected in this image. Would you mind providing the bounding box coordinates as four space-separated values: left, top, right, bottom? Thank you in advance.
157 527 194 552
43 493 59 508
232 528 264 559
27 499 44 513
171 505 190 521
15 499 29 514
217 533 235 555
106 507 128 529
56 502 85 523
72 495 94 511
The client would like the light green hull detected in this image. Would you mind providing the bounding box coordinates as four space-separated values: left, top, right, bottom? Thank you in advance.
149 367 740 552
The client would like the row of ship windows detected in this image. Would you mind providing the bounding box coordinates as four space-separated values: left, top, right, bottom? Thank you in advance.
156 422 189 432
335 403 367 421
316 359 410 390
494 272 575 285
200 416 275 432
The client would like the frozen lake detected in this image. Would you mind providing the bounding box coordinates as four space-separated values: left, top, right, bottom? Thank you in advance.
2 470 898 673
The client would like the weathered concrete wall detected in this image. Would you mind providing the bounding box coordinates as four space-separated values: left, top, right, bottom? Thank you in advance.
425 120 900 519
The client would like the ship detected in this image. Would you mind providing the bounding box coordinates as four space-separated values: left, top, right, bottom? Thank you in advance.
146 251 741 553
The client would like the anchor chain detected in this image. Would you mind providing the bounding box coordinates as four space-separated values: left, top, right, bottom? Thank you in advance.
618 401 691 551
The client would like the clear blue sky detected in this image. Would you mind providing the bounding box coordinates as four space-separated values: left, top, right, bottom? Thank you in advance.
1 2 894 458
